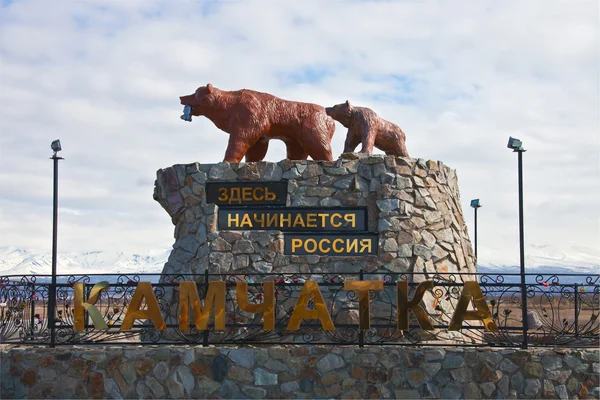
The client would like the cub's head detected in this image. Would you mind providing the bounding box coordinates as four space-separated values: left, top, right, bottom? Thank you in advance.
325 100 353 127
179 83 217 116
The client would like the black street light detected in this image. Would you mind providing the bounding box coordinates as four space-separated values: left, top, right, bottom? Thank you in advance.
470 199 482 263
507 136 528 349
49 139 63 347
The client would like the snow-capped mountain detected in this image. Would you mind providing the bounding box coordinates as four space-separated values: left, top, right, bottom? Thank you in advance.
0 247 170 276
0 244 597 277
477 244 599 274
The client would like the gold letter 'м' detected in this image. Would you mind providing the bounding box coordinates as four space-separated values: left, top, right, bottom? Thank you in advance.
344 281 384 330
287 281 334 330
120 282 166 330
74 281 109 331
178 281 226 330
236 281 275 330
449 281 498 331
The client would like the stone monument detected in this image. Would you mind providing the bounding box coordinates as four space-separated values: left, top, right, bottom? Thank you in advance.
151 86 478 343
154 154 477 343
155 155 475 277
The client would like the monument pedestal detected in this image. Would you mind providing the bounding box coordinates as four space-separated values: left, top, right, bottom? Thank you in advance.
153 154 477 343
155 154 475 277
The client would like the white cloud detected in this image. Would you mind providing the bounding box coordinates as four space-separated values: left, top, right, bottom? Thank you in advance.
0 0 598 267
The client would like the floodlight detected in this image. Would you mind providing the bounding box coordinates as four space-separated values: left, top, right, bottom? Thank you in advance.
507 137 523 151
470 199 481 208
51 140 62 153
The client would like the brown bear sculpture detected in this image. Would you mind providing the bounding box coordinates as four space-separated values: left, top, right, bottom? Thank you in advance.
326 101 409 157
180 84 335 162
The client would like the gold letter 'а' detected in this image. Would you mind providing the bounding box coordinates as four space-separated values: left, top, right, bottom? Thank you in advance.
73 281 109 331
178 281 226 330
397 281 435 330
344 281 384 330
236 281 275 330
287 281 334 330
120 282 166 330
449 281 498 331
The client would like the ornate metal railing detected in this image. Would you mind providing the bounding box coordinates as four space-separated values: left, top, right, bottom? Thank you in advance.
0 272 598 347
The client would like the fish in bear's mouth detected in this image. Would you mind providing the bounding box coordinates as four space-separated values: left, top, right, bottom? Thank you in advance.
180 105 193 121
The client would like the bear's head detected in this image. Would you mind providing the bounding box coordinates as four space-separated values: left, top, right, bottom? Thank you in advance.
325 100 353 127
180 84 217 116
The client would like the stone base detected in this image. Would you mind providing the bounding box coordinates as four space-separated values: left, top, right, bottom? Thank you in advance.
2 345 598 399
153 155 478 341
154 154 476 279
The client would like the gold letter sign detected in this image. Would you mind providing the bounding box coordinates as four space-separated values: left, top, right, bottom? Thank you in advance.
74 281 109 331
287 281 334 330
344 281 384 329
120 282 166 330
178 281 226 330
71 279 499 335
236 281 275 330
449 281 498 331
397 281 434 330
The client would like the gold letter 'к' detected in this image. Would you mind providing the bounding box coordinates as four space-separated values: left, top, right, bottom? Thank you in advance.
236 281 275 330
120 282 166 330
449 281 498 331
397 281 435 330
344 281 384 330
73 281 109 331
287 281 335 330
178 281 226 330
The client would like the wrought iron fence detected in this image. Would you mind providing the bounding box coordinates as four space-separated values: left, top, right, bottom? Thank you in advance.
0 271 598 347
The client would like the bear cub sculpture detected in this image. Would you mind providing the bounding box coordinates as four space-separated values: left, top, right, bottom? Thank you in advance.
326 101 409 157
180 84 335 162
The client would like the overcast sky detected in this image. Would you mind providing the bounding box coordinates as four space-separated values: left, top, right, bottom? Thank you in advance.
0 0 598 266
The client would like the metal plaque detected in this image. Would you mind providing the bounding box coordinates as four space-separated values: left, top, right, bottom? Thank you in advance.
284 233 378 256
218 207 368 231
206 181 287 206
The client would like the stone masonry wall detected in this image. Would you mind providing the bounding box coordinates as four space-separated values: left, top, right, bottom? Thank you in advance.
152 155 478 342
153 154 476 279
1 345 598 399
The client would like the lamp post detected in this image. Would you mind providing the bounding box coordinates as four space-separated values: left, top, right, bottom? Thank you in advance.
470 199 482 263
49 139 63 347
507 136 528 349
